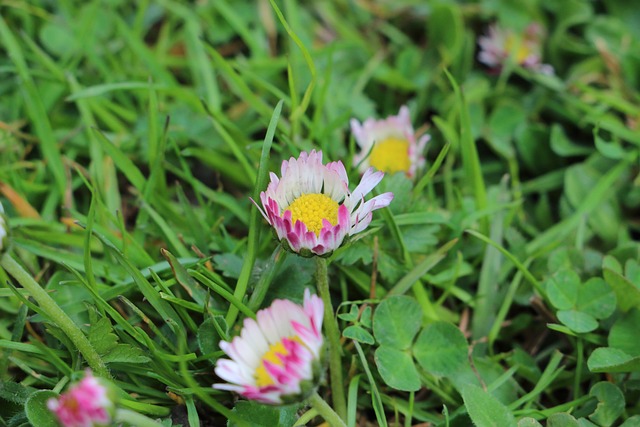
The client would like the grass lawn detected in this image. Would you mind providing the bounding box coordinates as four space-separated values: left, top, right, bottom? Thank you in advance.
1 1 640 426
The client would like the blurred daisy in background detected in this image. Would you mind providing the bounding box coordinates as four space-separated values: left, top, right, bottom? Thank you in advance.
350 106 429 178
478 23 554 74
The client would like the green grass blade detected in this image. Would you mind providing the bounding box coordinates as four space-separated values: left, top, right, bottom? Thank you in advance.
0 16 66 196
225 99 283 326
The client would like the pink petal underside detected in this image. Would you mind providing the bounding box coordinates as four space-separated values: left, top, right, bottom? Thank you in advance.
311 244 327 255
242 385 283 405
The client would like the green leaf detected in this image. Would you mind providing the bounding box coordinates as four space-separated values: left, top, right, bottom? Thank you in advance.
428 4 464 61
24 390 60 427
343 325 375 345
603 267 640 312
588 382 625 427
413 322 468 377
550 124 592 157
546 269 581 310
228 400 299 427
620 416 640 427
461 383 516 427
564 163 620 243
547 413 580 427
556 310 598 334
372 296 422 349
39 21 78 57
89 318 150 364
486 102 525 159
374 346 420 392
609 309 640 356
213 253 244 279
162 248 208 306
587 347 640 373
102 345 150 364
0 381 36 405
361 306 373 329
198 316 229 356
89 317 119 355
577 277 616 319
334 242 373 266
594 128 627 159
547 270 615 332
518 418 543 427
337 305 359 322
376 172 413 214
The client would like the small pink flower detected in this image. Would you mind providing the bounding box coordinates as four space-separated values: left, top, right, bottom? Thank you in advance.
254 150 393 256
350 105 429 178
214 289 324 404
478 23 554 74
47 371 112 427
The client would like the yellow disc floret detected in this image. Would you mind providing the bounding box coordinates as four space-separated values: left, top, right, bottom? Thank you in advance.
369 137 411 174
255 337 304 387
286 193 339 236
505 34 531 64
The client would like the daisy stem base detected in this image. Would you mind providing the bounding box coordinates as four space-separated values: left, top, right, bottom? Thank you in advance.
0 253 110 378
309 391 348 427
315 257 347 421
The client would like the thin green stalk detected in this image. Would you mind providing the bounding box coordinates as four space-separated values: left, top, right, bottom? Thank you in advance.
574 337 584 400
114 409 165 427
226 100 282 326
248 246 286 311
0 254 110 378
405 391 414 427
308 391 347 427
315 257 347 421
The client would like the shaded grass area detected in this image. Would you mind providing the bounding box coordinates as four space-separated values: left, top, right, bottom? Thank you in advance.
1 0 640 426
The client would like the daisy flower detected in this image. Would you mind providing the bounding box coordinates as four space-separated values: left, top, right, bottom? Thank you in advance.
255 150 393 257
214 289 324 404
350 105 429 178
47 371 113 427
478 23 554 74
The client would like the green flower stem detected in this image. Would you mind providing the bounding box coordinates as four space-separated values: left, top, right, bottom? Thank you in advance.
0 253 110 378
114 409 165 427
315 257 347 421
308 391 347 427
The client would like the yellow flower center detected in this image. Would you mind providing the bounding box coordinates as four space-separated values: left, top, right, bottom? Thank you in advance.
255 337 302 387
369 137 411 174
504 34 531 64
286 193 339 236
